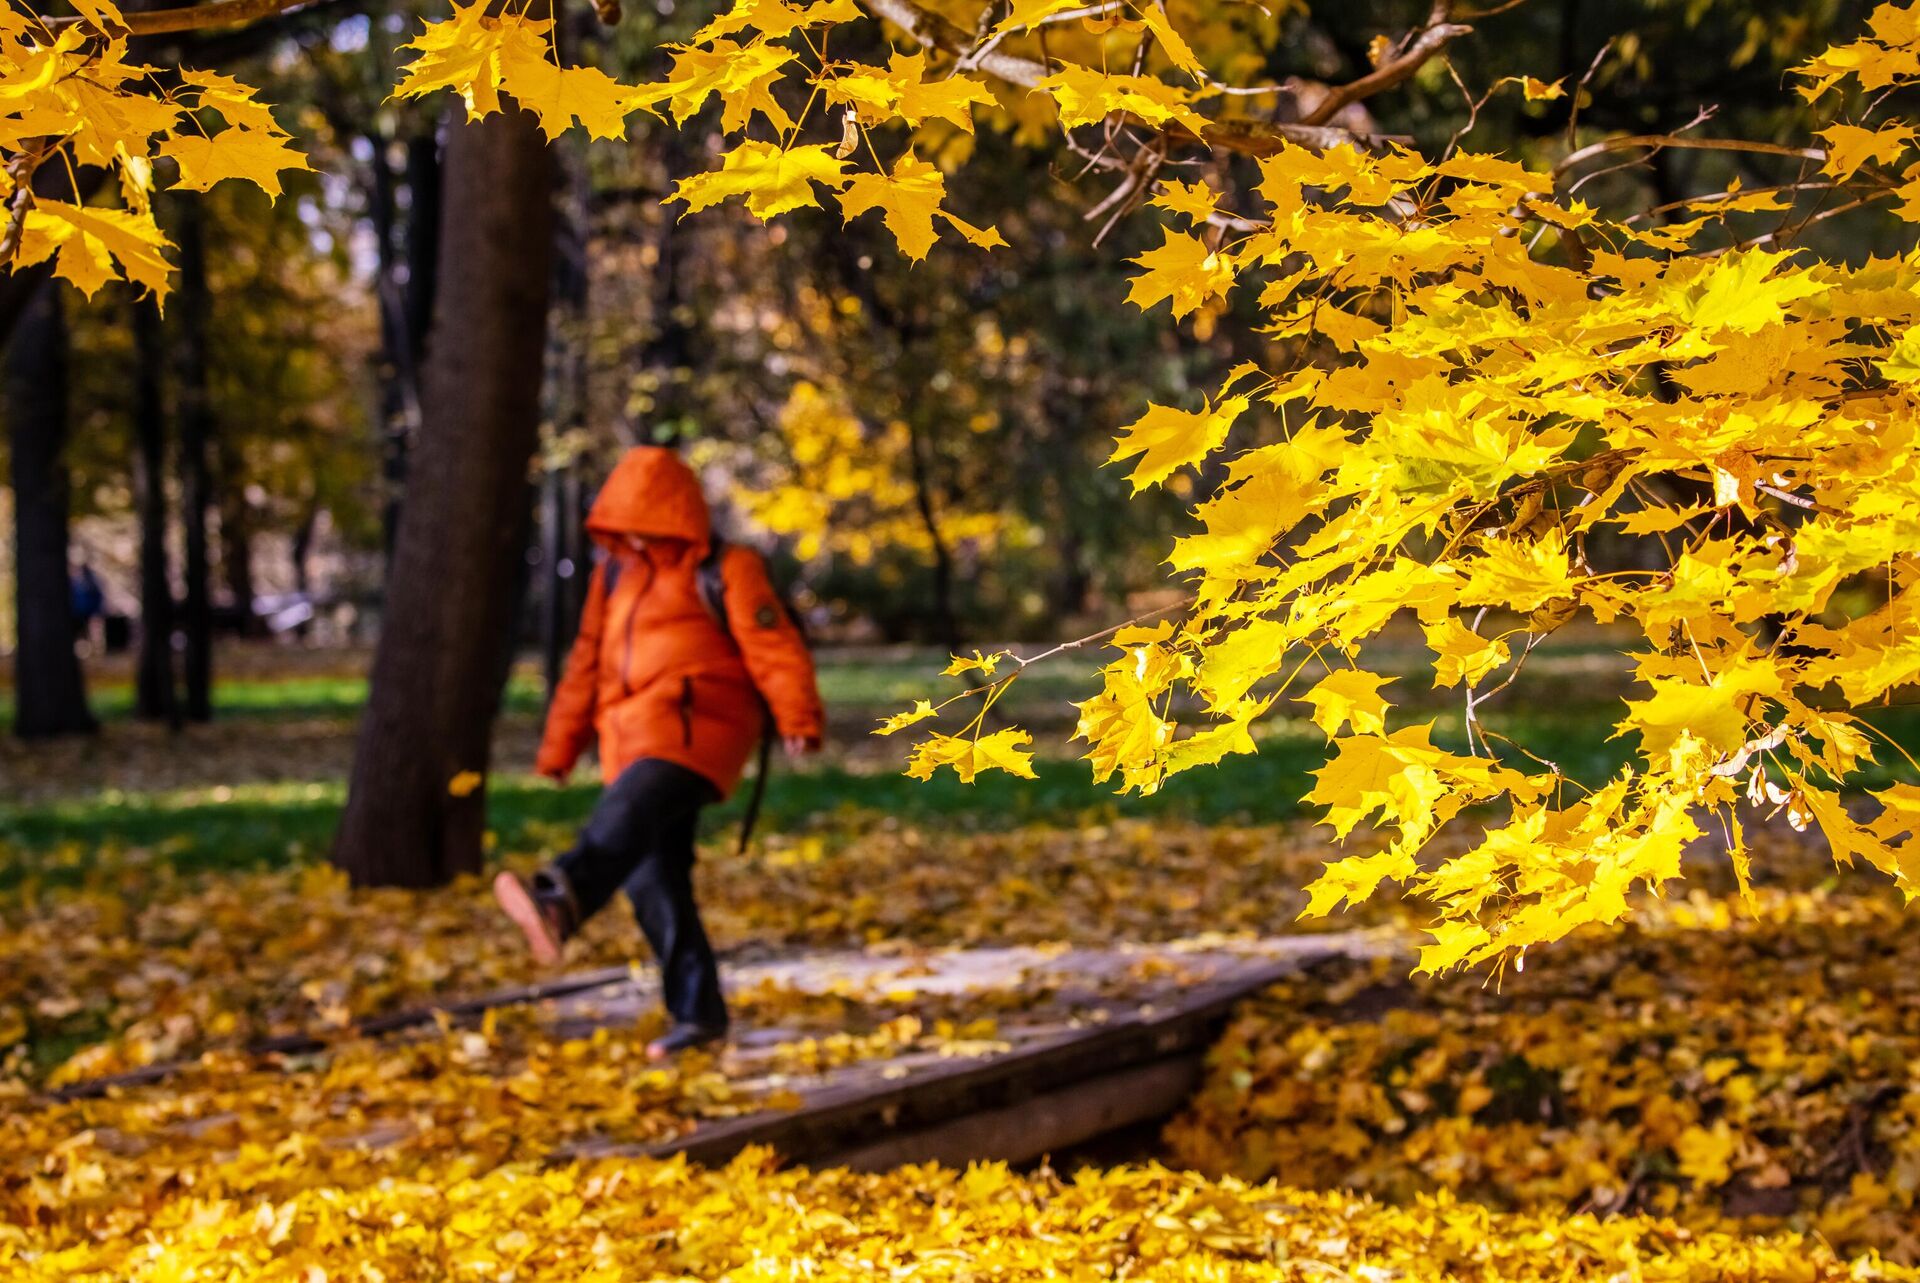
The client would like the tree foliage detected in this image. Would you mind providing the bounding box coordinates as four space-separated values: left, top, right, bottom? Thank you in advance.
9 0 1920 970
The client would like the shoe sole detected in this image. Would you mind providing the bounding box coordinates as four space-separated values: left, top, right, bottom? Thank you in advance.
647 1030 728 1061
493 871 563 967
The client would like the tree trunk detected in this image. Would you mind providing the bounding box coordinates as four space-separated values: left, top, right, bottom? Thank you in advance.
902 415 961 650
543 136 592 696
6 281 95 739
331 107 556 889
290 501 318 640
174 201 215 721
132 297 179 726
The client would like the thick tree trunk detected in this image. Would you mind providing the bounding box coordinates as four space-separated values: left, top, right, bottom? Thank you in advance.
132 298 179 726
6 282 95 739
174 202 215 721
331 107 556 888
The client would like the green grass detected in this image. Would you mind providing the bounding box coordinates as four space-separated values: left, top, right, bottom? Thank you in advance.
6 698 1919 896
0 674 553 724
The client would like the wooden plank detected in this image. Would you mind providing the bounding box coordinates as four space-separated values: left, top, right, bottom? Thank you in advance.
610 944 1364 1169
826 1054 1204 1171
49 966 636 1101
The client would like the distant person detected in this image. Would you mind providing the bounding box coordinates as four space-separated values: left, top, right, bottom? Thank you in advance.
70 562 104 643
495 445 824 1059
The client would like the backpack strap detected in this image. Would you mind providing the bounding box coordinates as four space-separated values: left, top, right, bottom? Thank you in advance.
697 537 730 632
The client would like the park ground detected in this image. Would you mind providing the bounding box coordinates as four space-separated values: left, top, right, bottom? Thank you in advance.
5 637 1920 1278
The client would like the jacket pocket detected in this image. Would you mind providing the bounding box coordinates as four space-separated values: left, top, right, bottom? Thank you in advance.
679 677 695 747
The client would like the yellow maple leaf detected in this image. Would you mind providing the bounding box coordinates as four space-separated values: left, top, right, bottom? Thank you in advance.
393 3 553 121
1108 394 1247 492
14 200 173 302
447 771 484 798
1424 617 1511 689
1152 179 1218 226
838 153 946 261
824 51 995 132
1126 226 1236 318
672 142 849 220
1297 669 1395 738
904 729 1038 783
1304 725 1453 840
160 126 312 198
943 649 1004 678
181 69 286 135
874 700 939 736
638 39 795 132
1137 4 1203 78
989 0 1081 37
494 49 649 141
691 0 858 45
939 211 1007 249
1036 65 1210 135
1667 249 1832 335
1818 121 1916 181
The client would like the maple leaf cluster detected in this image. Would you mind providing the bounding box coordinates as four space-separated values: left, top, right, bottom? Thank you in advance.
0 0 310 299
846 4 1920 972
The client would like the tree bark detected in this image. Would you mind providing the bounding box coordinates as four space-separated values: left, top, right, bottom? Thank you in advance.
174 201 215 721
218 442 258 634
331 106 556 889
6 281 96 739
132 297 179 726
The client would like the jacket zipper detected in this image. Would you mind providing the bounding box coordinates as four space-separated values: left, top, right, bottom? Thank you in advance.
679 677 694 746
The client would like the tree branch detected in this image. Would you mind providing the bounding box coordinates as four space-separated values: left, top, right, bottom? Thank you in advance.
1300 3 1473 127
1555 133 1826 177
42 0 320 37
858 0 1409 156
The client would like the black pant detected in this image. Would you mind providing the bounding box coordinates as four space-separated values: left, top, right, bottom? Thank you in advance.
553 758 727 1029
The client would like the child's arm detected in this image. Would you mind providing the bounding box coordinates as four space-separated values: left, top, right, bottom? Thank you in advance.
721 547 825 747
534 562 608 780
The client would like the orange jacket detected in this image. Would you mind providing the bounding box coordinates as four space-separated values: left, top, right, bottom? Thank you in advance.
535 447 824 798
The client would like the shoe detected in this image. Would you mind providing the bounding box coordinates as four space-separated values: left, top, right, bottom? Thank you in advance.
646 1021 728 1060
493 870 574 966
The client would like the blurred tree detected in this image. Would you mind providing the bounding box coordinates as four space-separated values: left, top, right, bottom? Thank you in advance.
6 280 94 739
130 297 177 726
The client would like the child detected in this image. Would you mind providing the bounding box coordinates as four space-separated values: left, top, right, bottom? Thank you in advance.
495 446 824 1059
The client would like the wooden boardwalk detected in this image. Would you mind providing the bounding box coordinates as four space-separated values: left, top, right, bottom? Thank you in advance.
52 930 1400 1168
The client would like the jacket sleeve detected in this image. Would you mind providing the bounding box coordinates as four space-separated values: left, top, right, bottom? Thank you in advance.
535 562 607 776
722 546 825 743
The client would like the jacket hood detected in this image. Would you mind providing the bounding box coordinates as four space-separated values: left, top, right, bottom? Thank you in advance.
585 446 711 549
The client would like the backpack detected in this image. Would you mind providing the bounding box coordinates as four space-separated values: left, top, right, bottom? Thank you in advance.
599 537 798 853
